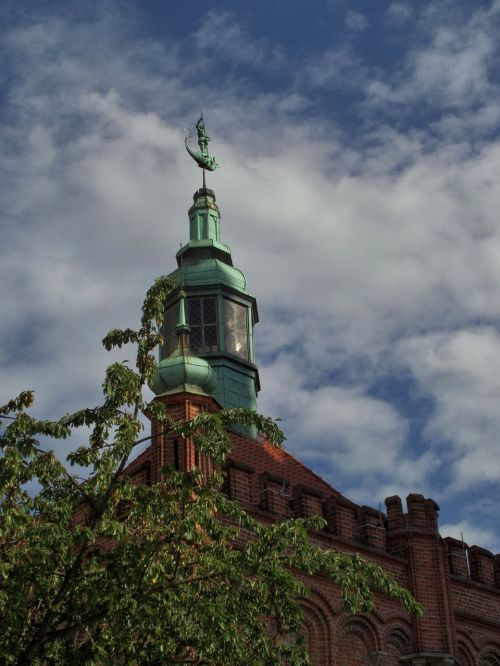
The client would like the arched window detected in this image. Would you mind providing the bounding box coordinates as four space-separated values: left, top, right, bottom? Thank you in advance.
338 633 370 665
269 603 328 666
384 626 411 666
337 617 378 666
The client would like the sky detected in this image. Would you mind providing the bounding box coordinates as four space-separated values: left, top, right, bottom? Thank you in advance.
1 0 500 553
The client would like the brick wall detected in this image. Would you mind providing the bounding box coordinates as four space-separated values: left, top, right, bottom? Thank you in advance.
128 391 500 666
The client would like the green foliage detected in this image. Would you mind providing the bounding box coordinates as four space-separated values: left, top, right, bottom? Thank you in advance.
0 276 422 665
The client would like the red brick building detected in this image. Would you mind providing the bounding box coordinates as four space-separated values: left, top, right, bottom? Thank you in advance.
133 178 500 665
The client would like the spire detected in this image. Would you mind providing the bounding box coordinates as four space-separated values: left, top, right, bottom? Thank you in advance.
179 115 233 268
158 113 260 436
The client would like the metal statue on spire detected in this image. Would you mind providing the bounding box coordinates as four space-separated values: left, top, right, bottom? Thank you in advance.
184 114 218 186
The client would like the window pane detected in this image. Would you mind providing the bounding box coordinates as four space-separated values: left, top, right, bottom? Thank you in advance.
204 325 217 350
188 298 201 326
224 299 248 359
203 297 217 324
190 327 203 352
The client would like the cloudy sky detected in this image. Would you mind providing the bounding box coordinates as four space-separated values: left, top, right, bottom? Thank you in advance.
2 0 500 553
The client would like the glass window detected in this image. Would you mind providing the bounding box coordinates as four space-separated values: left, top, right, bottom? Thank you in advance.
162 301 179 358
224 299 249 359
187 296 218 353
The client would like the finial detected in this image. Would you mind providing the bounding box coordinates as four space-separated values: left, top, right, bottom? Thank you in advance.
176 290 190 338
184 114 218 187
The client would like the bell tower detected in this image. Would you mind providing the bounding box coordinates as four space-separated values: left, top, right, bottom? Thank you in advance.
151 116 260 434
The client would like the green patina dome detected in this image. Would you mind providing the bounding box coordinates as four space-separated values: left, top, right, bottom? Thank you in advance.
149 349 217 396
169 260 247 292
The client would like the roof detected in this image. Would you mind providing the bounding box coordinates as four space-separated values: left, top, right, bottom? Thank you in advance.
125 431 342 504
229 432 341 503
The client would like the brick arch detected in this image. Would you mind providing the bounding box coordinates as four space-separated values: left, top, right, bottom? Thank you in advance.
383 624 411 665
479 647 500 666
335 615 380 666
298 588 335 666
303 583 339 618
300 602 330 665
456 631 479 666
457 645 475 666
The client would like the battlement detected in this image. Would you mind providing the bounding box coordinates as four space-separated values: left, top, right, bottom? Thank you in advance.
141 413 500 595
385 493 440 531
445 537 500 587
223 458 500 592
144 393 500 635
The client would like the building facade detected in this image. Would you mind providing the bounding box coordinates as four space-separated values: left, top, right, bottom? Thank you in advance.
130 182 500 665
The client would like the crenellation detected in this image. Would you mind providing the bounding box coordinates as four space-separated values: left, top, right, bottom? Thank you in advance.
385 495 404 530
357 505 387 550
468 545 495 586
444 537 469 578
424 498 440 529
224 458 254 504
406 493 430 529
323 494 357 541
139 382 500 664
292 483 323 518
258 471 291 516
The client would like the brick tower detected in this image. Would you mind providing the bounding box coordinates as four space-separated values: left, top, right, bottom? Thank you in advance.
127 117 500 665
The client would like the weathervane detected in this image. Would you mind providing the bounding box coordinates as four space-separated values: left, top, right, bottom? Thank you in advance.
184 113 218 188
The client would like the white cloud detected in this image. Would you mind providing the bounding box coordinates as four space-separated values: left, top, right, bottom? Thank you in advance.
2 3 500 546
299 47 363 91
397 328 500 490
193 11 283 70
386 2 412 25
234 133 500 376
431 101 500 141
410 28 494 108
258 354 438 504
345 11 368 32
365 2 500 115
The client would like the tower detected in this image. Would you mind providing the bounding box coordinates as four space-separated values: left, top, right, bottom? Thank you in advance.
136 116 500 666
150 116 260 435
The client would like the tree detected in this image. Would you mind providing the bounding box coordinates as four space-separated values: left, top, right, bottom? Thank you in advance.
0 277 422 665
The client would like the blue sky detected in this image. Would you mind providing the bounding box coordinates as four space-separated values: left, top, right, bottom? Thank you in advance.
2 0 500 552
